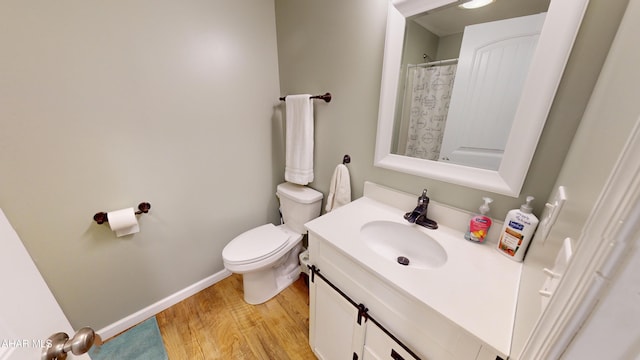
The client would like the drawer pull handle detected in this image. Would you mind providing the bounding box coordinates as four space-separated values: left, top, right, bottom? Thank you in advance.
391 349 405 360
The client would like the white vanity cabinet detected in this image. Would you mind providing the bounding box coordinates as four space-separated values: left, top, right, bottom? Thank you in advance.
308 231 506 360
309 272 366 359
309 259 414 360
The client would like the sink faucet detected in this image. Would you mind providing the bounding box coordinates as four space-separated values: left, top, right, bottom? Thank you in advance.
404 189 429 223
404 189 438 229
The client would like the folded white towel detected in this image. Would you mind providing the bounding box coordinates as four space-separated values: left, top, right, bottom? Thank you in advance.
284 94 314 185
325 164 351 212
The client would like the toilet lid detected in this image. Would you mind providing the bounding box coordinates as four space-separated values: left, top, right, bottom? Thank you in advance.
223 223 289 265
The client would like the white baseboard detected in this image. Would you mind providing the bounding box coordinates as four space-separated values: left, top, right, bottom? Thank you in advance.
96 269 232 340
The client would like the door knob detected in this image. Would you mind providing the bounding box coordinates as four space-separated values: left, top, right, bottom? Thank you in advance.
42 327 99 360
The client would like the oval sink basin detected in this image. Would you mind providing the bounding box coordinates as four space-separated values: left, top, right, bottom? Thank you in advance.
360 221 447 269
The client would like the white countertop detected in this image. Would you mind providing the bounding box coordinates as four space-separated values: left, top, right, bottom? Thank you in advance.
305 189 522 356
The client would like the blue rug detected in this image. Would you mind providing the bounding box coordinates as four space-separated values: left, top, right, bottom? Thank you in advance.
89 317 168 360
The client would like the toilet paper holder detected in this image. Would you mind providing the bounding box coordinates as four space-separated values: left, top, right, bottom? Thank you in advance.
93 202 151 225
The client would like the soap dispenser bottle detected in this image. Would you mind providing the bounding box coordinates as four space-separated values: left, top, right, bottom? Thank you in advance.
497 196 539 262
464 197 493 243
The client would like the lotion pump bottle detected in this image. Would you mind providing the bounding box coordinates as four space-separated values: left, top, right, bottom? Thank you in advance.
497 196 539 262
464 197 493 243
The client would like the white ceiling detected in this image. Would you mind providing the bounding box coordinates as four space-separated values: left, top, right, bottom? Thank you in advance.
413 0 551 37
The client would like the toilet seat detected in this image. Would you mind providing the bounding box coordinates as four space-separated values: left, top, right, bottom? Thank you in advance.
222 224 290 265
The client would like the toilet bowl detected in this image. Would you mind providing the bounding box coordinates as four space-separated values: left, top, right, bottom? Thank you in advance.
222 182 323 304
222 223 303 304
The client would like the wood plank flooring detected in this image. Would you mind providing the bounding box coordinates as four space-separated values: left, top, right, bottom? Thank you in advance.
156 273 317 359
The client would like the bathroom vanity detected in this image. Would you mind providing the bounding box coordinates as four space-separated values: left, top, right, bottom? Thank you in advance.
305 182 522 360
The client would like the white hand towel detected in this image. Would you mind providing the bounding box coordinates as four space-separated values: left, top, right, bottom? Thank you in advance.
285 94 314 185
325 164 351 212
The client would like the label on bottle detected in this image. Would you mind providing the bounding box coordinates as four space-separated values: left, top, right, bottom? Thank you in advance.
465 215 492 243
498 223 525 257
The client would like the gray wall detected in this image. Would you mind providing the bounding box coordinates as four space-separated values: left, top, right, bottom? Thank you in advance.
404 20 440 64
0 0 282 329
437 32 463 60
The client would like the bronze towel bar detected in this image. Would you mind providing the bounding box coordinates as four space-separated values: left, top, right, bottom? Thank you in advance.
279 92 331 103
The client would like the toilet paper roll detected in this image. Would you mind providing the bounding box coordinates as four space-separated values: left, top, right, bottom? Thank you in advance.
108 207 140 237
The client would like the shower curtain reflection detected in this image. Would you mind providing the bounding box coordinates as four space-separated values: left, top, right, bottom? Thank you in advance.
400 64 457 160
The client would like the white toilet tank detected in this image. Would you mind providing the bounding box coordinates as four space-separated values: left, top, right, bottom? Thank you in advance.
276 182 323 234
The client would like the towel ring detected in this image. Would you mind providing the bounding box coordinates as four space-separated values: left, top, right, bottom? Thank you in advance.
343 155 351 164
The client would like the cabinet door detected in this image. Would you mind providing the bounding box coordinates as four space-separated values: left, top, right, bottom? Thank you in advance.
310 272 366 360
363 320 419 360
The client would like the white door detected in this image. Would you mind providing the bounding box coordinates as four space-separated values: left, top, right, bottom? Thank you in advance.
0 209 91 360
439 13 546 170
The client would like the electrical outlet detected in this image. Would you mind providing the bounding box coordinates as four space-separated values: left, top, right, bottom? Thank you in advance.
538 186 567 244
540 237 573 310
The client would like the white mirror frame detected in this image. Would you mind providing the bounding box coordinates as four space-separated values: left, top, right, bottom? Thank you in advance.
375 0 589 197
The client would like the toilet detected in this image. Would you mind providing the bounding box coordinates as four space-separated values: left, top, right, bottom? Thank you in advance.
222 182 323 304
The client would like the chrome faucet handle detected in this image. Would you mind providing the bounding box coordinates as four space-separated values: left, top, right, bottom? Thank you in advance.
417 189 429 206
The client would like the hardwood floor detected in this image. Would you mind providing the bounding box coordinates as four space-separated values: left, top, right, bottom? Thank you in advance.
156 273 317 359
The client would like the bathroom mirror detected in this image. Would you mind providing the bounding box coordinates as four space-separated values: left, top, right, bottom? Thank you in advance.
375 0 589 196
